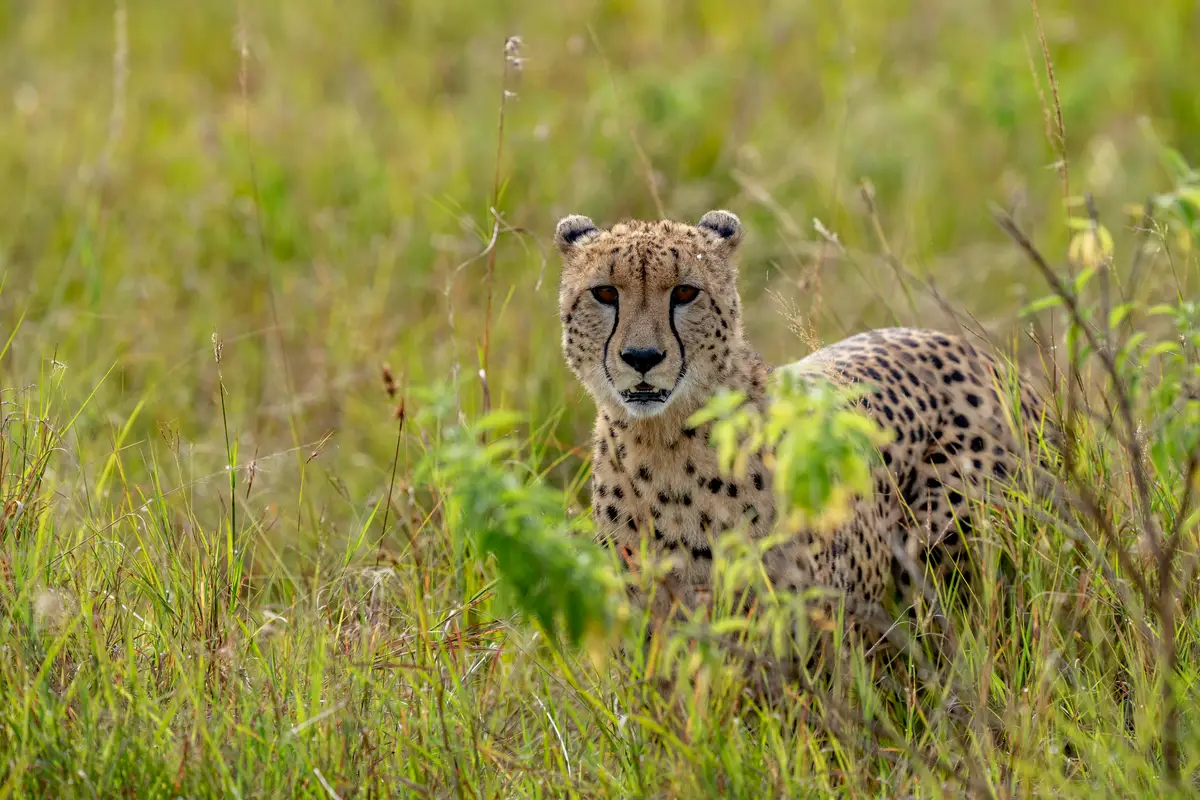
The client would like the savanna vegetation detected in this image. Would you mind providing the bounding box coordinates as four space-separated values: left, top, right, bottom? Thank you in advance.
1 0 1199 796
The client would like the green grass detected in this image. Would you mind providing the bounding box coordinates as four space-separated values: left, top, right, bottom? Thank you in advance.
2 0 1200 796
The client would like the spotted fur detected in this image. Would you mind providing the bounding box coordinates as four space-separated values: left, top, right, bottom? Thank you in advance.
556 210 1054 622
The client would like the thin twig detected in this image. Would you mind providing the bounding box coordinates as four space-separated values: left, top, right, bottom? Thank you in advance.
481 36 522 413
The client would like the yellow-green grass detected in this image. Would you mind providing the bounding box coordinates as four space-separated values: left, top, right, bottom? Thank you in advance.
1 0 1198 796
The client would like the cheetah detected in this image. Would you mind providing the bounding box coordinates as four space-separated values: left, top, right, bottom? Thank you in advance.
555 209 1055 625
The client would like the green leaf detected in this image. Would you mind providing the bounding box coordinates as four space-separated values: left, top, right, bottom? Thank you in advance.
1144 341 1179 359
1108 303 1136 329
1021 295 1065 316
1159 146 1195 182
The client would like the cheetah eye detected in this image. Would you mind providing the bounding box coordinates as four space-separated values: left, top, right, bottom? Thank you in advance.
670 284 700 305
591 285 619 306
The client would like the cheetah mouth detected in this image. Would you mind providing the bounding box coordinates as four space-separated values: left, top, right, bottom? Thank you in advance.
621 382 671 404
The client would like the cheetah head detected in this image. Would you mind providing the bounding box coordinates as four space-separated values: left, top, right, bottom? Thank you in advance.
555 210 747 421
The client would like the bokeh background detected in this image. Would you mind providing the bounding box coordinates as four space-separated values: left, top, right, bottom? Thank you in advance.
3 2 1197 492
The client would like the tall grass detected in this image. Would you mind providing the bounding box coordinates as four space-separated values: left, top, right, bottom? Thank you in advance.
1 0 1199 796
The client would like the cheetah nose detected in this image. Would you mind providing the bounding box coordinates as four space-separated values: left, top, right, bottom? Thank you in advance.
620 347 666 374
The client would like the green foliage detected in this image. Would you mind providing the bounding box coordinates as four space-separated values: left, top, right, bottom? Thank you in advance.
689 371 889 532
1146 303 1200 474
411 388 620 652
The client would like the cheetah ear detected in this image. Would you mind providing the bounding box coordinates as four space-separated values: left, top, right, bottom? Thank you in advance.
554 215 601 255
697 209 743 251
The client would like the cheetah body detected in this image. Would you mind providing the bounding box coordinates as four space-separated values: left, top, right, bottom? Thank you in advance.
555 211 1049 617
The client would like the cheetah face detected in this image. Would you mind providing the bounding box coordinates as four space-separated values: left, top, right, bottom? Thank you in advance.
555 210 746 420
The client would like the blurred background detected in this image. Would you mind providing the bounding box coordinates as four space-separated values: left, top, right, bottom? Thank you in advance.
1 0 1198 535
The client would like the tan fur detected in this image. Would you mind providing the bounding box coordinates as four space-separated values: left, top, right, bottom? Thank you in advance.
556 211 1053 623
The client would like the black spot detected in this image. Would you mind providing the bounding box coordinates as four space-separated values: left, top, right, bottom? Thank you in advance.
605 505 618 522
930 354 944 369
947 489 964 505
636 465 652 482
970 436 985 453
699 512 713 530
598 440 608 456
752 472 764 490
993 462 1008 480
657 491 671 505
899 469 920 507
883 406 895 421
685 461 696 475
627 519 637 531
966 393 981 408
726 483 739 498
682 493 692 506
707 478 724 494
596 485 608 498
612 486 624 499
943 370 965 385
883 450 893 466
953 414 970 429
682 427 698 439
690 544 713 559
928 452 948 465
